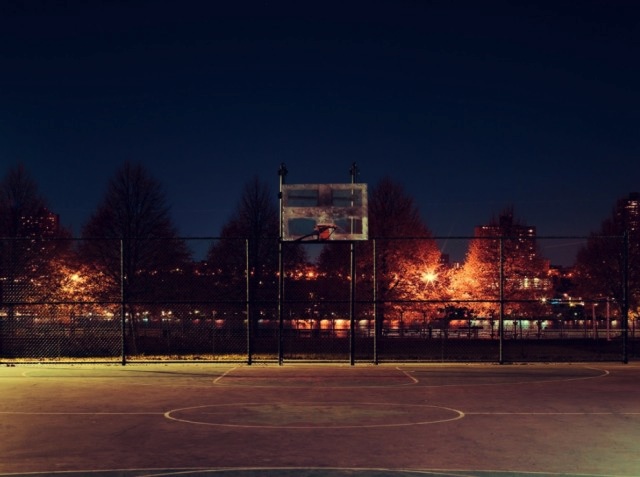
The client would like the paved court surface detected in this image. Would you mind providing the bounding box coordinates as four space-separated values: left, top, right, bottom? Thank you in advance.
0 362 639 477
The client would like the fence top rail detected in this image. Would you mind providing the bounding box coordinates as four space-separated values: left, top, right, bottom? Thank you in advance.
0 234 629 241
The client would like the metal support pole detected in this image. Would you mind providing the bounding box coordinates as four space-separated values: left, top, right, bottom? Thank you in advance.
120 239 126 366
499 237 504 365
373 239 378 364
277 163 287 365
246 238 252 365
349 162 358 365
606 297 611 341
622 231 629 364
350 241 356 365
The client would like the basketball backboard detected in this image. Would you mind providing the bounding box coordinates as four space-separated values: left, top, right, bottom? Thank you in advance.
281 183 368 241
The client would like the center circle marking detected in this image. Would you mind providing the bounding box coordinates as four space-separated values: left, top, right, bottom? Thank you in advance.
165 402 464 428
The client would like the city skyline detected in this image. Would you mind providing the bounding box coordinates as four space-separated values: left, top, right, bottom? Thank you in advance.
2 1 638 267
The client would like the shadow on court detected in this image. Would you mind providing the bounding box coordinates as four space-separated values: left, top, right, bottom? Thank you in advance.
1 362 638 477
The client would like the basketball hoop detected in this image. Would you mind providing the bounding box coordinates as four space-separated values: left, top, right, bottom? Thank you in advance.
315 224 337 241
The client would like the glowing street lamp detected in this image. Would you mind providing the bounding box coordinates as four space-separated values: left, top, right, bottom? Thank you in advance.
421 271 438 284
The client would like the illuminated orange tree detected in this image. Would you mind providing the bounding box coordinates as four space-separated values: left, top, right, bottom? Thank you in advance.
39 257 114 324
451 208 551 319
317 176 443 335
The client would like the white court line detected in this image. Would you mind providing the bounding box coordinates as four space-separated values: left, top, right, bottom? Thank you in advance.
212 366 238 384
466 411 640 416
0 467 629 477
10 366 610 390
163 402 465 429
211 365 418 388
137 468 481 477
12 367 235 389
0 411 160 415
397 366 419 384
398 365 610 387
2 407 637 419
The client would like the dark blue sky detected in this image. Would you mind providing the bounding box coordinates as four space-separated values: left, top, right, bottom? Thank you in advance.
1 0 638 265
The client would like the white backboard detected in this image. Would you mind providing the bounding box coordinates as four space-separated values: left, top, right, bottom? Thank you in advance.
281 183 368 241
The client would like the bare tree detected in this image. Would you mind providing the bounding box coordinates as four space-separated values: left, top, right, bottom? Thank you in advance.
574 193 640 319
0 164 47 237
206 177 306 325
79 161 191 347
207 177 279 280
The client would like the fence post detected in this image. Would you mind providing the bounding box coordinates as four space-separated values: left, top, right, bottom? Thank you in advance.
349 240 356 365
349 163 357 365
120 238 126 366
622 231 629 364
277 163 287 365
499 237 504 365
246 238 252 365
373 239 378 365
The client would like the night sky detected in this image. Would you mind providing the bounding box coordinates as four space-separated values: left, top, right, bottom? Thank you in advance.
2 1 638 266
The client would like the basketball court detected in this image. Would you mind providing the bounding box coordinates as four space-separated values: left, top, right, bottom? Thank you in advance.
1 362 639 476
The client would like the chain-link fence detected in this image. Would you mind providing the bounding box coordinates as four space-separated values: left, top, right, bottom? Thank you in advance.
0 236 636 363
